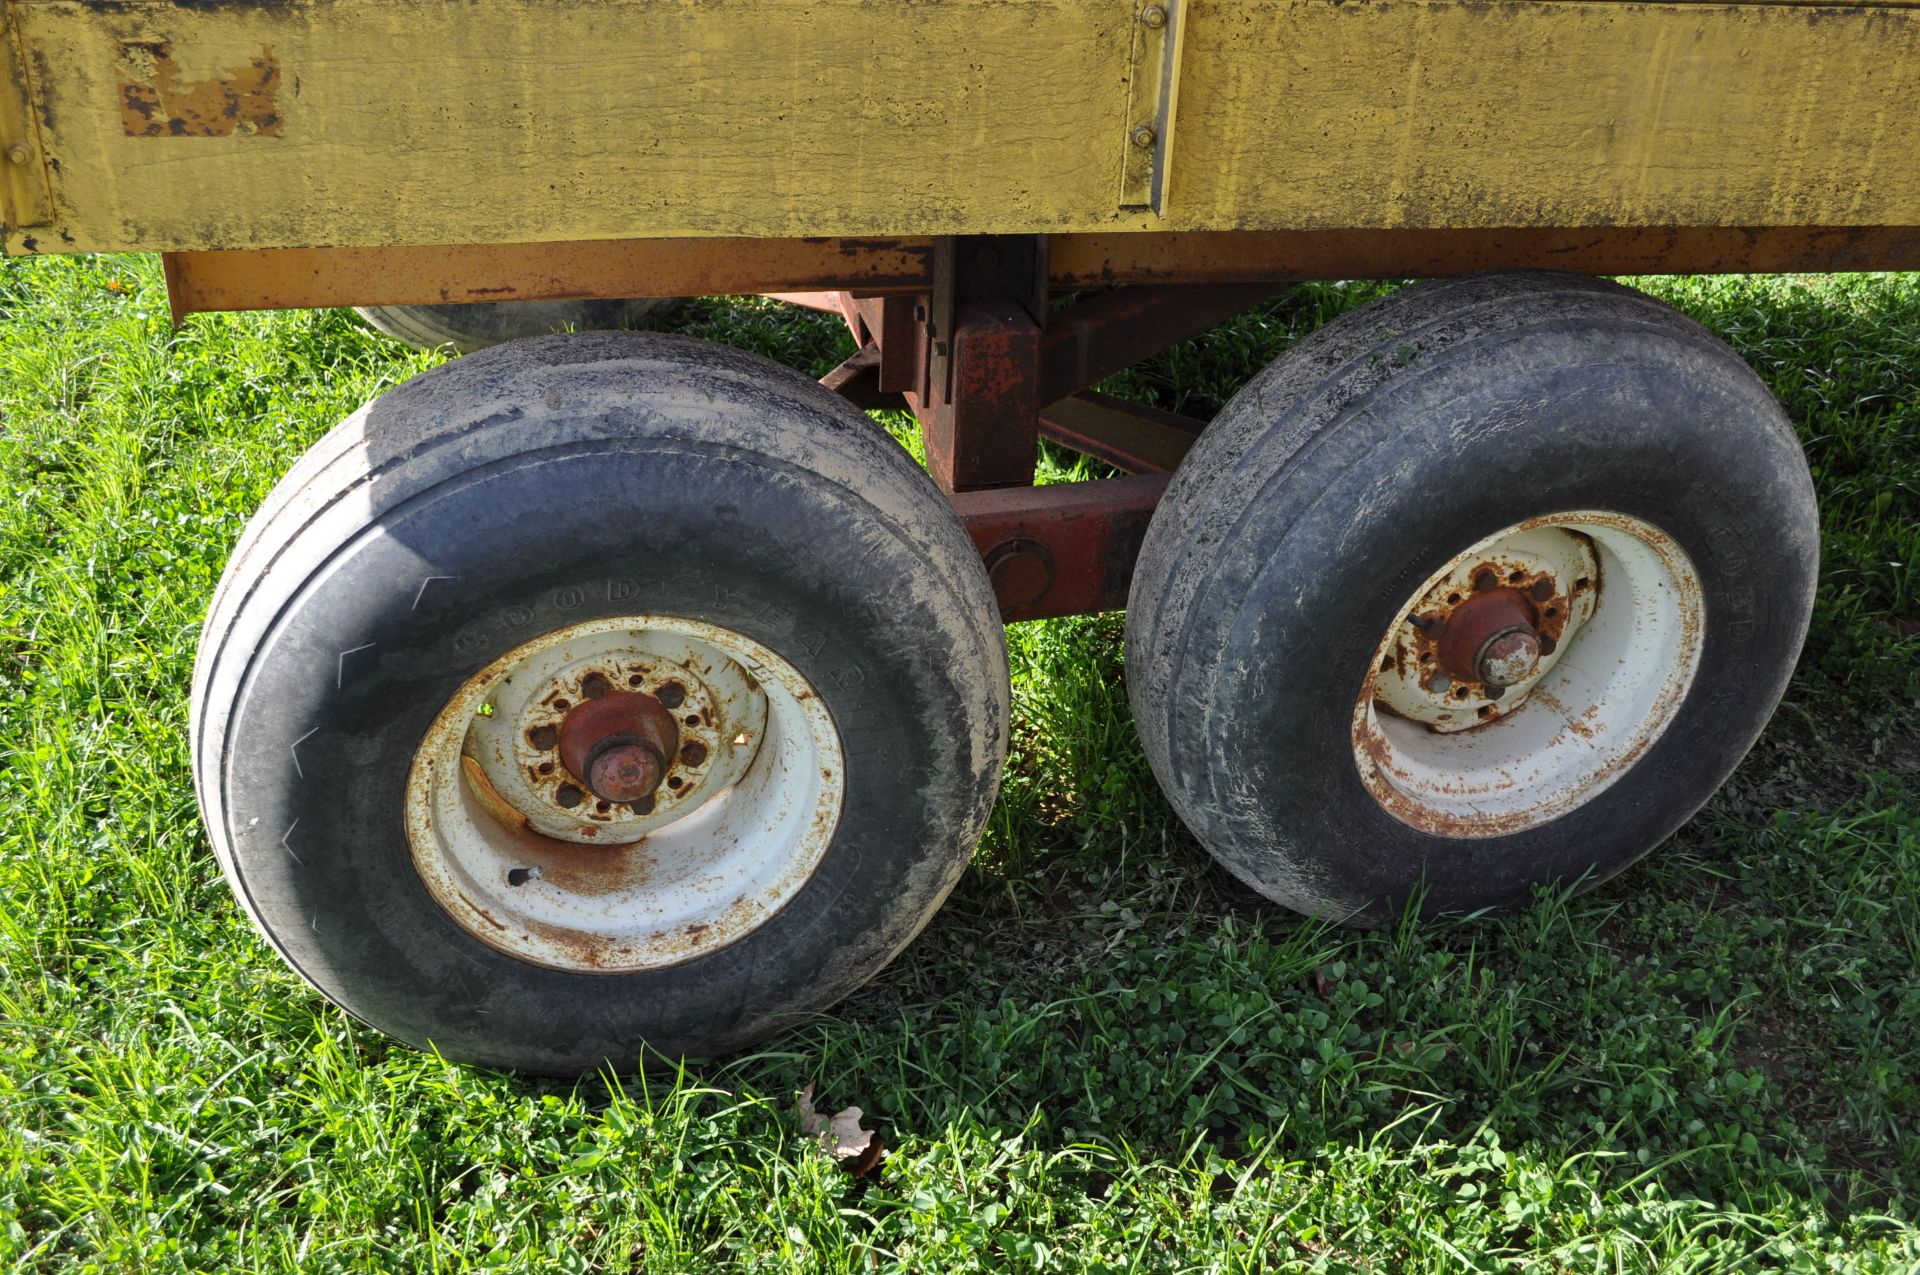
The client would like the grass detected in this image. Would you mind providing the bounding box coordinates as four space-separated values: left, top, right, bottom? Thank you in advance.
1 256 1918 1272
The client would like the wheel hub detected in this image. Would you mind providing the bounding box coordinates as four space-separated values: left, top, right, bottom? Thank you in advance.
555 689 680 804
406 617 845 973
1352 512 1705 838
1433 586 1546 694
1372 527 1599 731
459 629 766 844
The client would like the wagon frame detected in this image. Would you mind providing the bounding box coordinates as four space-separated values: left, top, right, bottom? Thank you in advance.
3 0 1907 1069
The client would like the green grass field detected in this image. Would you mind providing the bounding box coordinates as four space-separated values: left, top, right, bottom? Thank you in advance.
2 256 1917 1272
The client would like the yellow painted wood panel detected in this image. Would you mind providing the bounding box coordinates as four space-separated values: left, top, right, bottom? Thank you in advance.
1174 0 1920 232
5 0 1141 252
5 0 1920 254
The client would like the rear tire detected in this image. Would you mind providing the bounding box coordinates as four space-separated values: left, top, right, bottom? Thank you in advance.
191 332 1008 1072
1126 271 1818 924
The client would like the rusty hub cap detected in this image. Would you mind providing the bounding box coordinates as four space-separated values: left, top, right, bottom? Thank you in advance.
587 745 660 804
1476 628 1542 689
1353 512 1705 838
555 689 680 804
405 617 845 973
1433 586 1545 691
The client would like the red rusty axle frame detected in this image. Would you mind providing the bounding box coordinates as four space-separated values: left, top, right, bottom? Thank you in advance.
821 235 1282 621
166 226 1918 624
950 475 1171 623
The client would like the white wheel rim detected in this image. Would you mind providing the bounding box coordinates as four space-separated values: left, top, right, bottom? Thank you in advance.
406 616 844 972
1352 511 1704 838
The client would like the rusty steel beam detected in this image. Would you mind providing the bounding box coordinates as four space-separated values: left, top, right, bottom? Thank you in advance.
1039 392 1205 475
844 294 929 397
1039 282 1286 407
762 291 851 314
1047 225 1920 288
819 346 904 413
871 296 922 395
160 237 940 316
952 474 1170 622
163 226 1920 319
910 298 1043 494
162 226 1920 319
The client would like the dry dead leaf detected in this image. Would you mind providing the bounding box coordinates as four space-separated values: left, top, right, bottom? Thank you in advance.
796 1082 888 1178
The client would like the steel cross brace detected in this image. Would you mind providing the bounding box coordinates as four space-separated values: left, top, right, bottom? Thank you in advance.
811 235 1285 619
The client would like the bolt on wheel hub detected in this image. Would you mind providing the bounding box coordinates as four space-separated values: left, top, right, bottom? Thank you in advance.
1353 512 1704 838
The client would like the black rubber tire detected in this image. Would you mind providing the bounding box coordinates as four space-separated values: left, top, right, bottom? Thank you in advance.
190 332 1008 1073
355 297 679 354
1126 271 1818 925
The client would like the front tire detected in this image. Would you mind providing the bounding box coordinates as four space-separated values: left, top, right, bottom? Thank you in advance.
1126 272 1818 924
355 297 678 354
191 332 1008 1072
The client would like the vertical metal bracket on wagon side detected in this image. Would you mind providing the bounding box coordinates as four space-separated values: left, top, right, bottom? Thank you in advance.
1118 0 1185 214
0 5 55 254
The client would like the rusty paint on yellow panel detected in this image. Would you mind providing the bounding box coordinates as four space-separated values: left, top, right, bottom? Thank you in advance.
116 39 282 138
8 1 1920 254
11 0 1138 253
